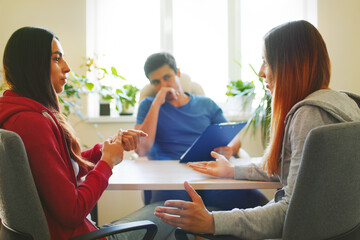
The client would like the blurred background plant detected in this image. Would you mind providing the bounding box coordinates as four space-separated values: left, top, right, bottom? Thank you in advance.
226 79 256 112
59 56 139 118
118 84 139 115
226 79 255 96
226 61 271 147
246 64 271 147
0 69 6 92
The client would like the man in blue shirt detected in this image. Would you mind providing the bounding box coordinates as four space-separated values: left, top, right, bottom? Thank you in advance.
135 52 267 209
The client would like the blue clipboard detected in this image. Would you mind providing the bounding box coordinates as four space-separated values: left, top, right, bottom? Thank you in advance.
179 122 247 163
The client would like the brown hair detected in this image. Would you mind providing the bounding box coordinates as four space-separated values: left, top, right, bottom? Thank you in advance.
3 26 93 170
262 20 331 175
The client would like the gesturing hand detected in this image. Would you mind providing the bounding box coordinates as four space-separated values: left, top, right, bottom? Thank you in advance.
187 151 235 178
213 145 233 160
154 181 215 234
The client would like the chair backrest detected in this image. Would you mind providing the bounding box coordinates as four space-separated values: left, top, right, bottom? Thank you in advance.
139 73 205 102
283 122 360 240
0 129 50 239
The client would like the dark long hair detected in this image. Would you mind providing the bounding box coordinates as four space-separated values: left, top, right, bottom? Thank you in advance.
3 27 93 170
263 20 331 175
3 27 58 109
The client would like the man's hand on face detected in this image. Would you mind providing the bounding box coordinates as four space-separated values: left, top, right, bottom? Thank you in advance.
153 87 179 106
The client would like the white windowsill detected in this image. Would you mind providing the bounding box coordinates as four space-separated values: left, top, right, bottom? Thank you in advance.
87 115 136 123
87 112 250 124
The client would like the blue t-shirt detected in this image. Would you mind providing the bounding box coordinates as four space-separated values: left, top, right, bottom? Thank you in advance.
136 93 227 160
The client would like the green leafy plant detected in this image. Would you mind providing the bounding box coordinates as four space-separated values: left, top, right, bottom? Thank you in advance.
59 56 139 117
226 59 256 112
226 62 271 147
245 64 272 147
118 84 139 114
0 69 5 92
226 79 255 97
226 79 256 112
58 71 95 118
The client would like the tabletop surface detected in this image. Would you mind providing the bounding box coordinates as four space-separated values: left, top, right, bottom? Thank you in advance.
107 159 282 190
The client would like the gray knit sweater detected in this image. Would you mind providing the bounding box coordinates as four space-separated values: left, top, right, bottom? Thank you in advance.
212 89 360 239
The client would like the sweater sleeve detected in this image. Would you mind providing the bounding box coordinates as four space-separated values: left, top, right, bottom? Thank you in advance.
213 105 336 239
233 157 279 182
8 112 112 228
213 199 287 239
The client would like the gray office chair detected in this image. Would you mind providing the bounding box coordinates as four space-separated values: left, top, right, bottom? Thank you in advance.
175 121 360 240
0 129 157 240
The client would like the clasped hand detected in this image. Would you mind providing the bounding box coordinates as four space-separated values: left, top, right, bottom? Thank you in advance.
102 129 147 168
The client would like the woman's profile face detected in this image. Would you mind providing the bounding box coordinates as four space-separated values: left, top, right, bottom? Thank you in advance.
258 45 274 95
50 39 70 93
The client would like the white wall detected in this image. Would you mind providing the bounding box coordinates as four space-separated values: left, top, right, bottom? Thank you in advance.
318 0 360 94
1 0 360 227
0 0 87 75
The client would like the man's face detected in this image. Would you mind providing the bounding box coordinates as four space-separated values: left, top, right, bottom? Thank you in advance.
148 64 181 94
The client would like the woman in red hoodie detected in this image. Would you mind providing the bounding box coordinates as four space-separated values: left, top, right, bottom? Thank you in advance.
0 27 146 239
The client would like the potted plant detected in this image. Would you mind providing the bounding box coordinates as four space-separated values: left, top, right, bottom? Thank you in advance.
225 63 271 147
226 79 256 113
60 56 139 118
246 64 272 147
116 84 139 115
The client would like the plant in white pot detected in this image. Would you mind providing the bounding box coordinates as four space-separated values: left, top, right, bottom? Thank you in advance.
225 64 272 147
246 64 272 147
60 56 139 118
226 79 256 113
116 84 139 115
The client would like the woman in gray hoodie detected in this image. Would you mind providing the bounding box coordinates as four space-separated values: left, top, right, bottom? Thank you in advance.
154 20 360 239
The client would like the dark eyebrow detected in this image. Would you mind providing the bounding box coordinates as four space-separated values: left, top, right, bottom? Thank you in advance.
52 51 63 57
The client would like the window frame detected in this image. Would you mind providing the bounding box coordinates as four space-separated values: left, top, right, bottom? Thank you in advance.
85 0 317 122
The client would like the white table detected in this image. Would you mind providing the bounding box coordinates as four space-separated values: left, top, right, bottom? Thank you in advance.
107 160 282 190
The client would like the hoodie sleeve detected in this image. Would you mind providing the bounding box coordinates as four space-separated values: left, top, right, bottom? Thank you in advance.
233 157 280 182
6 112 112 228
78 143 104 178
81 143 103 163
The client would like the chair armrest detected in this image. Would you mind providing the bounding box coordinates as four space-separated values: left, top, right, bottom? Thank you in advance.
70 220 157 240
175 228 241 240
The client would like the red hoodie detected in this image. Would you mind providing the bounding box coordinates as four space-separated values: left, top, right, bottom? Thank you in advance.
0 90 111 239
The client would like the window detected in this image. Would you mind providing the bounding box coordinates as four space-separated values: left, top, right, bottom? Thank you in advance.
239 0 317 84
86 0 317 118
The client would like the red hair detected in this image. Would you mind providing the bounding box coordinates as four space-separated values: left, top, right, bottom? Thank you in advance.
262 20 331 175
